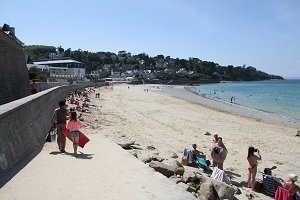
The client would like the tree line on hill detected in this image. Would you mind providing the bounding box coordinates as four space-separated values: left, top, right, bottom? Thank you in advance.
24 45 283 81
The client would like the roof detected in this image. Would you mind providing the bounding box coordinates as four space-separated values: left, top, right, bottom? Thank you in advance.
33 59 82 65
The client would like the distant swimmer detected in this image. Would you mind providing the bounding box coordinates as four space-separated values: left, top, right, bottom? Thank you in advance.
231 96 233 103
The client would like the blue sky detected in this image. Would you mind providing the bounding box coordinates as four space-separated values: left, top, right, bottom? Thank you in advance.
1 0 300 77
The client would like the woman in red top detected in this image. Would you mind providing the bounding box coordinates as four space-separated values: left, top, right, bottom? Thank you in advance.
67 112 85 156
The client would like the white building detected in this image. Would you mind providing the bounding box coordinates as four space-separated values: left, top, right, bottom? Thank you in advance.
33 58 85 79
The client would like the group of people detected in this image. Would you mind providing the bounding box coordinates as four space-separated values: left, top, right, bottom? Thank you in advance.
184 134 227 170
184 134 299 198
50 88 95 156
247 146 299 197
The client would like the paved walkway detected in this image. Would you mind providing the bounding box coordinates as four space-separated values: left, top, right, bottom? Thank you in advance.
0 134 196 200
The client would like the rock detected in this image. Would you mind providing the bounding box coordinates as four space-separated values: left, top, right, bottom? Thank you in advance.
198 181 215 200
191 192 197 198
177 182 189 191
170 152 178 158
149 161 174 178
121 134 126 137
175 167 185 176
205 131 211 136
234 187 242 195
129 151 138 158
211 179 235 200
146 145 156 150
182 168 199 183
296 130 300 137
141 156 152 163
151 155 164 162
169 175 184 184
187 186 197 193
117 141 135 149
169 160 185 176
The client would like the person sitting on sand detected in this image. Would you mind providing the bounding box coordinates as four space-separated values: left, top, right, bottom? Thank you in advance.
78 114 84 121
247 146 261 190
211 137 227 170
82 101 89 108
186 144 210 168
192 144 206 160
283 174 300 197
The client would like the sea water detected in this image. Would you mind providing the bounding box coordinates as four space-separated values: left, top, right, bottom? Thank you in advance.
192 79 300 121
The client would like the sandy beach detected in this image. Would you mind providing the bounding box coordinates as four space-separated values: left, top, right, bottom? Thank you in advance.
86 83 299 199
1 83 299 200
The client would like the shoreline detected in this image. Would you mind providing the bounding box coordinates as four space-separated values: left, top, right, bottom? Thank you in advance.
148 84 300 129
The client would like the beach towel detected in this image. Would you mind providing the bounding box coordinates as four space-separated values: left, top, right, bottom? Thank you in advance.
211 167 231 184
197 157 210 168
262 174 283 196
275 187 292 200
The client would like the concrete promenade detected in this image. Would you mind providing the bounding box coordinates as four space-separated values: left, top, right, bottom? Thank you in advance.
0 134 196 200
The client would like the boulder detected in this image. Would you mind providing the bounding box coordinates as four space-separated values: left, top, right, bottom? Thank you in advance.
141 156 152 163
177 182 189 191
205 131 211 136
146 145 156 150
129 150 138 158
211 179 235 200
170 152 178 158
167 160 185 176
198 181 215 200
118 141 135 149
169 175 184 184
151 155 164 162
149 161 174 178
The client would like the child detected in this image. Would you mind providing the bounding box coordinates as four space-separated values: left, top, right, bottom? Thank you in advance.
66 112 85 156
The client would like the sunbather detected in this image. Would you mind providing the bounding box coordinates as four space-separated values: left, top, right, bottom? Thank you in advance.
283 174 300 197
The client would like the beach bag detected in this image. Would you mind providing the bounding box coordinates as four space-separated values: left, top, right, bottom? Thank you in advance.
181 149 188 165
45 128 57 142
254 180 263 192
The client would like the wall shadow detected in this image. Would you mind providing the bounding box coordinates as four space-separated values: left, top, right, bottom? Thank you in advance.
0 147 42 188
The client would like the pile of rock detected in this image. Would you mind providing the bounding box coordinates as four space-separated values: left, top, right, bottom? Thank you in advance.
117 141 239 200
148 160 238 200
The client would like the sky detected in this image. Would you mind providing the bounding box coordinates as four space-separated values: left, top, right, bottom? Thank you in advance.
1 0 300 78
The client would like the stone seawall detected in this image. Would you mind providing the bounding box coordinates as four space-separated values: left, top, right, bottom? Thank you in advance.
0 31 30 105
0 82 105 176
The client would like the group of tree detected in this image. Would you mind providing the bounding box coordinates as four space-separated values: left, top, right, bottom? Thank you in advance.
24 45 283 81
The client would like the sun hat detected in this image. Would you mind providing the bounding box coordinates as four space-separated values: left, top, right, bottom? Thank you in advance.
288 174 298 182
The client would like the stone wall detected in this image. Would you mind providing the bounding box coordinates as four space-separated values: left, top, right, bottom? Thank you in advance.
0 31 30 105
0 82 105 175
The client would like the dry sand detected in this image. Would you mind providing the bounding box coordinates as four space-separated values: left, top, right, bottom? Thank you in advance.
86 84 299 200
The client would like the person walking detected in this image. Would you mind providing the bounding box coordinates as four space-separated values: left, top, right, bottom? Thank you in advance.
66 111 85 156
51 100 69 153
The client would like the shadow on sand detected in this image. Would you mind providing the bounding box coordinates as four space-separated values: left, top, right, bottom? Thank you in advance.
49 151 94 159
